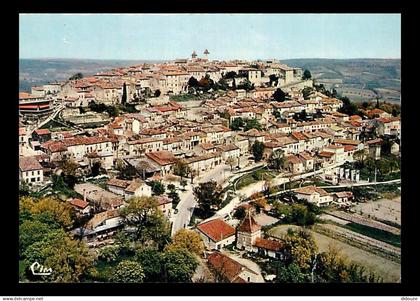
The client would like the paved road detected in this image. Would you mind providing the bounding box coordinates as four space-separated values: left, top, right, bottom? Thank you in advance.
25 103 66 139
170 164 232 235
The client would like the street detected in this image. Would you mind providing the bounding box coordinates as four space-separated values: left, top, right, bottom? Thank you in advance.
170 163 232 235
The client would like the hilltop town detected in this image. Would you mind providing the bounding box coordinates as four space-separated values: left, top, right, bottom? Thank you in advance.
19 50 401 283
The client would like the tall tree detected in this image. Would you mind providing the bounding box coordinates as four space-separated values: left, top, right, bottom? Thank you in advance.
273 88 286 102
193 181 223 216
162 248 198 282
268 150 285 170
302 69 312 80
121 82 127 104
252 141 265 162
244 118 262 131
119 196 171 249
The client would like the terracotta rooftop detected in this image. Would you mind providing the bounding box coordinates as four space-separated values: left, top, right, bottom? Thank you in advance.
207 252 248 283
197 219 236 242
237 214 261 233
253 238 284 251
19 156 43 172
294 185 330 197
145 150 178 166
69 198 89 209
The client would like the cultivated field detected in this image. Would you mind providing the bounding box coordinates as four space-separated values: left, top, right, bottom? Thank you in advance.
268 224 401 282
352 197 401 227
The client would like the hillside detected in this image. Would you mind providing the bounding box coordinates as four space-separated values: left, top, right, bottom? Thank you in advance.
19 58 162 92
282 58 401 103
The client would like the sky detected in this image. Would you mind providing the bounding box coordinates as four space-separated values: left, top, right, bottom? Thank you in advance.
19 14 401 61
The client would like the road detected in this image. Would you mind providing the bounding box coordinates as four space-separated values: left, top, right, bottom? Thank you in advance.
170 163 232 235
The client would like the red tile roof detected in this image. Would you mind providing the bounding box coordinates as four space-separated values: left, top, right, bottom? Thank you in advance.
237 214 261 233
69 198 89 209
145 150 178 166
207 252 247 283
19 156 43 172
197 219 236 242
253 238 284 251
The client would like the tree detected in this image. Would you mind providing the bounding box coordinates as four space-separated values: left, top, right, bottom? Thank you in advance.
230 117 244 131
252 141 265 162
244 118 262 131
119 196 171 249
173 159 191 179
193 181 223 216
268 150 285 170
353 149 368 167
275 262 309 283
19 219 57 256
224 71 237 79
106 105 119 118
154 89 161 97
110 260 145 283
69 73 83 80
302 69 312 80
180 179 188 190
135 247 163 282
162 248 198 282
165 229 204 256
281 229 318 271
148 180 165 195
90 161 101 177
188 76 200 90
273 88 286 102
237 79 254 91
23 229 96 282
24 196 74 229
226 157 236 171
121 82 127 104
98 245 120 263
338 96 359 116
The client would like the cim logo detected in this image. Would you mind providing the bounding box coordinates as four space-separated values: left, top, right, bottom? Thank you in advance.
30 261 53 276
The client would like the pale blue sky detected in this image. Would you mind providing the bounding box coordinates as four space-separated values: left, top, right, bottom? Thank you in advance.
19 14 401 60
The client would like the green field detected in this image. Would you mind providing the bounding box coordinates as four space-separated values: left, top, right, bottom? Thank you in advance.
342 222 401 248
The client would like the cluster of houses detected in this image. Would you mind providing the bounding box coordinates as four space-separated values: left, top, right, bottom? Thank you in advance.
19 54 401 256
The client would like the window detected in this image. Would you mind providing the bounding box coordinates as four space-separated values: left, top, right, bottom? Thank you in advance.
31 178 35 183
37 177 40 182
38 170 40 175
32 171 34 176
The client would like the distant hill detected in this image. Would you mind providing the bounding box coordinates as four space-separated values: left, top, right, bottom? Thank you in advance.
19 58 163 92
282 58 401 103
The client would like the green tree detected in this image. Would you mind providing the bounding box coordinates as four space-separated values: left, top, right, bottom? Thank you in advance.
233 206 247 220
244 118 262 131
230 117 244 131
109 260 145 283
276 262 309 283
148 180 165 195
135 247 163 282
268 150 285 170
269 74 279 86
252 141 265 162
19 219 57 256
98 245 120 263
273 88 286 102
91 161 101 177
173 159 191 179
154 89 161 97
121 82 127 104
302 69 312 80
119 196 171 249
193 181 223 217
23 229 96 282
163 248 198 282
69 72 83 80
226 157 237 171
